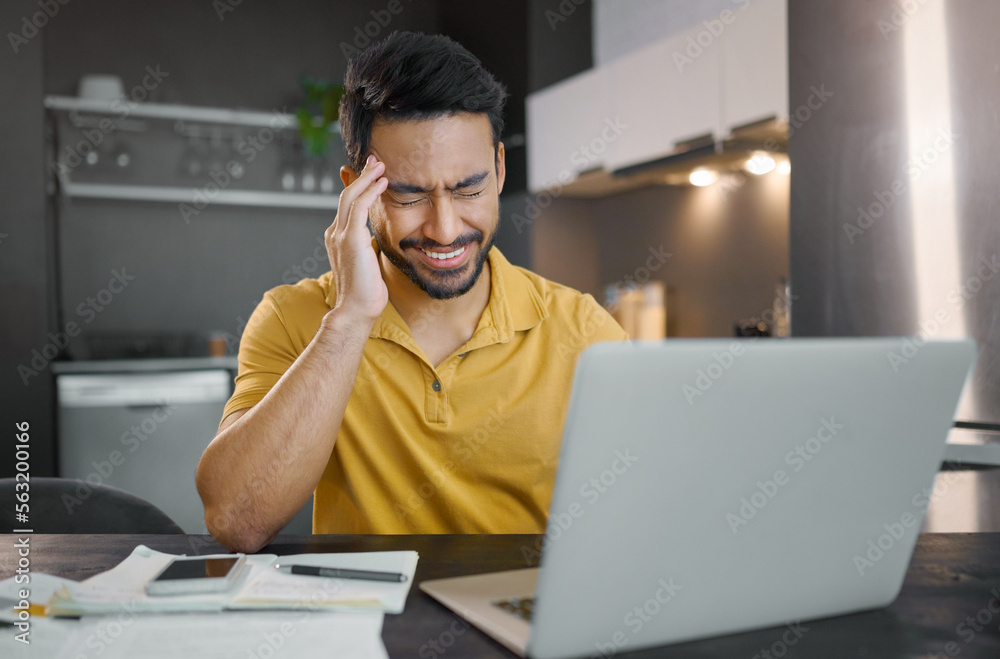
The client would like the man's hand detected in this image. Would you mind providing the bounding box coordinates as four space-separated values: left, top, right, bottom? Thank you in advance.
326 154 390 324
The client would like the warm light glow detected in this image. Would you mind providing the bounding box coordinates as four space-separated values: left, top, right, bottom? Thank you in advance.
745 152 776 176
903 0 965 338
777 159 791 175
689 168 719 186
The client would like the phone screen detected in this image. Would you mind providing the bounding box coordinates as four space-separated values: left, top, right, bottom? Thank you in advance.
154 557 241 581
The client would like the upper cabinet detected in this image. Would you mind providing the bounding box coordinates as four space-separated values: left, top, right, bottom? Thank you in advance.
604 29 722 173
527 0 787 194
526 67 610 194
721 0 788 131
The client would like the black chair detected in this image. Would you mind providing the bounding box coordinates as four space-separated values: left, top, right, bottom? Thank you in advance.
1 477 184 534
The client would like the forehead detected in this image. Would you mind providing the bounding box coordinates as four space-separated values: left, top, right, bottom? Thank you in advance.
369 113 494 184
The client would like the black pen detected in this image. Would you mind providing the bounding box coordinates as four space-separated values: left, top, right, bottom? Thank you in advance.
274 564 408 582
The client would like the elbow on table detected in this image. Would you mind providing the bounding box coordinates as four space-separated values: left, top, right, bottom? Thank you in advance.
202 502 275 554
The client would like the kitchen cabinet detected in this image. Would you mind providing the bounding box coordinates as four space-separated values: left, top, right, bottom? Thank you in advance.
526 67 611 193
604 29 722 173
527 0 787 194
721 0 788 131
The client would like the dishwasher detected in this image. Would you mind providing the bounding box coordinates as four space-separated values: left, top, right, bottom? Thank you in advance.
57 369 231 533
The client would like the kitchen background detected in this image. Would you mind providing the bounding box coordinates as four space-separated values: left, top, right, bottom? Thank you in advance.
1 0 996 533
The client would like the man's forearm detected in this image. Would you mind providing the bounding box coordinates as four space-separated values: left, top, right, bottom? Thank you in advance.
196 308 372 552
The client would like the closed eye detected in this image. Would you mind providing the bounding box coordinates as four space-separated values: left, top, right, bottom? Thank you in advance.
388 194 424 207
392 190 485 206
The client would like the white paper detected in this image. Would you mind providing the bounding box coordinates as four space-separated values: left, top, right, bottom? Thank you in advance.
54 610 387 659
0 617 88 659
0 573 78 623
229 551 419 614
48 546 276 616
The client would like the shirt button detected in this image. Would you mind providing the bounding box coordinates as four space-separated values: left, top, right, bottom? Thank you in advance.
432 380 441 392
458 352 467 357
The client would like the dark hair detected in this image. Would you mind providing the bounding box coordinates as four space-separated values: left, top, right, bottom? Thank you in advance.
339 31 508 174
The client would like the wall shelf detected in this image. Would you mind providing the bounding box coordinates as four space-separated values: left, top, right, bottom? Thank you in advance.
43 95 341 131
61 181 339 210
46 96 343 210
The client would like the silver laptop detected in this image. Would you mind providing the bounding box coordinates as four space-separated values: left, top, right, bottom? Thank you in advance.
420 337 977 658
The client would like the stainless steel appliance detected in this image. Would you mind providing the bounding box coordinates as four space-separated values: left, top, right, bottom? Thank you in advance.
789 0 1000 465
57 369 230 533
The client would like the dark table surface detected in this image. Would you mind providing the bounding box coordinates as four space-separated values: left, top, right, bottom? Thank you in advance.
2 533 999 657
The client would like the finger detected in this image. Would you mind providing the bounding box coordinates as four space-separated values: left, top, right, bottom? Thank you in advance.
344 175 388 240
336 156 385 226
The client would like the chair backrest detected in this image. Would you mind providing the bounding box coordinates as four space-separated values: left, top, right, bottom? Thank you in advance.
1 477 184 534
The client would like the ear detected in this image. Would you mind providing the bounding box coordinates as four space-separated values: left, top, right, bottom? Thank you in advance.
495 142 506 195
340 165 358 188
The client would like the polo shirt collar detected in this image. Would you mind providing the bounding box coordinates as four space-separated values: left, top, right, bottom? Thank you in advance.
324 243 548 349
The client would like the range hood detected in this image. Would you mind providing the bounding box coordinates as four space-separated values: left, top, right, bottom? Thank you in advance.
559 117 788 198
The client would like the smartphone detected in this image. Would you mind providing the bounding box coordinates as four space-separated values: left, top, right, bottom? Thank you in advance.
145 554 247 596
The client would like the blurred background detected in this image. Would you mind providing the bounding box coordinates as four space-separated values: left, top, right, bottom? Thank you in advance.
1 0 997 534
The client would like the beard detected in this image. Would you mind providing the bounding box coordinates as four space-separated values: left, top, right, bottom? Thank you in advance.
372 216 498 301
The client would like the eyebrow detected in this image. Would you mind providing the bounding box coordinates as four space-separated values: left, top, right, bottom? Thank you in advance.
386 171 490 195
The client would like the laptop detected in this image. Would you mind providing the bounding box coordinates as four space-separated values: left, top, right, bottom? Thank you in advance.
420 337 977 658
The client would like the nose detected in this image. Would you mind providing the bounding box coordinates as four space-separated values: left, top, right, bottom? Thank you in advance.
422 194 464 246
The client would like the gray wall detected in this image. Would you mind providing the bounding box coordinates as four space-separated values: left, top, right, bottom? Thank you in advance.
532 176 790 337
528 0 593 93
0 0 55 477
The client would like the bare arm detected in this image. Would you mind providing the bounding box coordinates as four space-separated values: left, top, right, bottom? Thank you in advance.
196 156 390 552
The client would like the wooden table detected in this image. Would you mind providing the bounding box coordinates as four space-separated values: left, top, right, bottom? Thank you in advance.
2 533 999 657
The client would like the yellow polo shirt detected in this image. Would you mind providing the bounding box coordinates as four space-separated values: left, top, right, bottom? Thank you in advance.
222 247 627 534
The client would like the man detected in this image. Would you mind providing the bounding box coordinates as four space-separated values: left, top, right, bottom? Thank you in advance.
196 31 626 552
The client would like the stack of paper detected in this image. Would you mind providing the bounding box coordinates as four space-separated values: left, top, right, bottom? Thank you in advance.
44 545 418 616
1 545 419 659
231 551 419 614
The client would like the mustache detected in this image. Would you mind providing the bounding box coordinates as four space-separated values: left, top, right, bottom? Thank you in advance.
399 231 484 251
